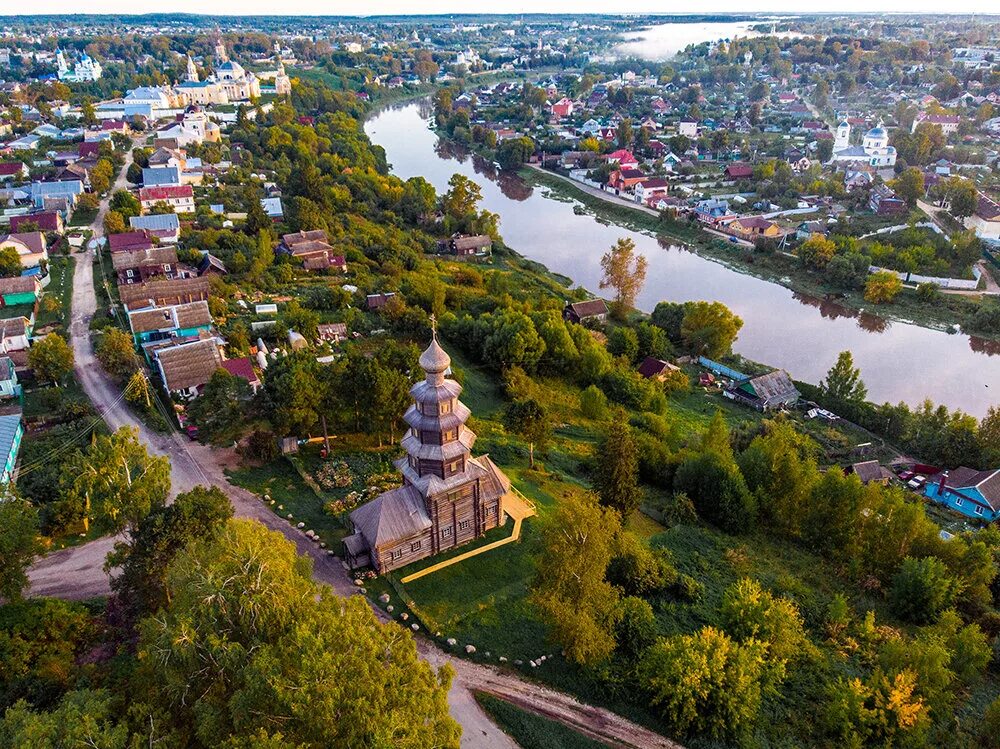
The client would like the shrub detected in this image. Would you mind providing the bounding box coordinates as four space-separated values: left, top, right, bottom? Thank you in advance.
579 384 609 420
890 556 957 624
607 534 676 597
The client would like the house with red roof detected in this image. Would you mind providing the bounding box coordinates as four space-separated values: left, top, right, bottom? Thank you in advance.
0 162 28 182
550 98 574 118
221 356 262 394
608 168 646 194
605 149 638 167
108 230 156 254
10 212 63 234
724 163 753 180
139 184 194 213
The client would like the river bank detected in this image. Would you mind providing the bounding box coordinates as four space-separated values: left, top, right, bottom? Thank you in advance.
521 165 999 344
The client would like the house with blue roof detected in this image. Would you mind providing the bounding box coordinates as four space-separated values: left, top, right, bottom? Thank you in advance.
129 212 180 243
0 356 19 399
30 180 83 209
925 467 1000 522
0 411 23 484
142 166 182 187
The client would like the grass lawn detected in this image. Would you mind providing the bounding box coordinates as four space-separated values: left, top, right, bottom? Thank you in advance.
35 256 75 332
68 208 97 227
226 441 400 552
474 693 607 749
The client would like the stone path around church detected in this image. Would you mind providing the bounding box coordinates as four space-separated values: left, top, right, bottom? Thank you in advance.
400 489 536 584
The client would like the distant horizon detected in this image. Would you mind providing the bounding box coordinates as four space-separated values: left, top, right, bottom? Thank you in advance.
2 5 999 19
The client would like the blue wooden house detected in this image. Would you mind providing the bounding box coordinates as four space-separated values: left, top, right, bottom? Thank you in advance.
924 467 1000 522
126 301 213 360
0 411 23 485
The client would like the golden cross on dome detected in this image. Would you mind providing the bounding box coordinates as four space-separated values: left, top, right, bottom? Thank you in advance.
429 313 437 337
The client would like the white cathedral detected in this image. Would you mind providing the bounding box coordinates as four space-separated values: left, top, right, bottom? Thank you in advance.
828 118 896 168
56 49 102 82
175 39 289 105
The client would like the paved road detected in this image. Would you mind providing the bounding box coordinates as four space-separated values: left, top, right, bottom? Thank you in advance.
26 144 675 749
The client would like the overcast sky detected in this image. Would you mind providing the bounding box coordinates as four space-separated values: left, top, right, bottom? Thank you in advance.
6 2 1000 17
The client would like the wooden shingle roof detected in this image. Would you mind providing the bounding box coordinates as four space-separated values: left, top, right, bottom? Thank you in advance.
154 338 223 392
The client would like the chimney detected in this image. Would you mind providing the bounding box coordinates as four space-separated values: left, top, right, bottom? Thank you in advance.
938 471 948 495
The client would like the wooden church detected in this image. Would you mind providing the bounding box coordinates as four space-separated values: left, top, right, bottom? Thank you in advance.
343 331 511 573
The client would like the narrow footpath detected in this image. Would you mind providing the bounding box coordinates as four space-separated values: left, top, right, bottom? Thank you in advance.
26 152 677 749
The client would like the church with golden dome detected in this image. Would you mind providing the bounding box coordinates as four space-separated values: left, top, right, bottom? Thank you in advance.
344 330 512 573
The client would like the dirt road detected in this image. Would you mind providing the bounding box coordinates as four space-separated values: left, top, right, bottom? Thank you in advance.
26 145 676 749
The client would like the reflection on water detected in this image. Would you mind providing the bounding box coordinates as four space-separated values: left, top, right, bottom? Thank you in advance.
366 102 1000 417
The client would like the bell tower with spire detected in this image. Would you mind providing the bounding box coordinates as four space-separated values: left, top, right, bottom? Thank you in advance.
345 323 512 572
185 55 199 83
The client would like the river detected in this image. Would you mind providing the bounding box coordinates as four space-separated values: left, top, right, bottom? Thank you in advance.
612 18 803 61
365 101 999 417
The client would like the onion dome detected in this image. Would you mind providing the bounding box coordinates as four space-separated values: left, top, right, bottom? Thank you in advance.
419 333 451 375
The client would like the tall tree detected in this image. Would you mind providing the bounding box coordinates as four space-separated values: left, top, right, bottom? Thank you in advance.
680 301 743 359
504 398 552 468
137 519 460 748
592 411 642 517
0 497 39 601
28 333 74 385
531 493 622 667
599 238 648 319
62 427 171 533
186 369 252 445
821 350 868 405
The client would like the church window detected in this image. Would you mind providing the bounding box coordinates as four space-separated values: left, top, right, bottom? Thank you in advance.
390 549 403 560
488 504 497 515
459 520 470 531
411 541 421 552
440 400 452 414
442 527 452 538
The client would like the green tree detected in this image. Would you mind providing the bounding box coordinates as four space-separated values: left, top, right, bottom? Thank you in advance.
947 178 978 218
593 412 642 517
186 369 253 445
891 167 925 207
579 384 609 420
27 333 74 385
680 301 743 358
95 327 139 381
606 532 673 597
243 186 272 238
0 247 23 278
890 556 957 623
0 498 39 601
720 578 805 668
103 210 127 235
504 398 551 468
110 189 141 218
531 492 622 667
825 669 930 747
599 238 648 319
864 270 903 304
441 173 483 221
798 235 837 268
62 427 171 534
607 326 639 362
0 690 130 749
138 519 460 747
615 596 658 662
107 485 233 626
674 450 756 534
496 136 534 170
821 350 868 405
639 627 769 741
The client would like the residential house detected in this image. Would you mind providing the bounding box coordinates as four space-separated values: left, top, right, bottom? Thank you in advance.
221 357 261 394
608 168 646 194
138 185 195 214
127 300 212 349
725 370 799 411
10 212 62 234
0 231 47 269
694 198 731 223
366 292 397 311
117 276 210 310
343 336 511 573
198 253 227 276
30 180 83 210
129 213 180 243
724 163 753 180
0 410 23 484
0 162 28 182
925 467 1000 522
563 298 608 324
0 276 40 307
869 184 907 216
912 112 961 135
604 149 638 167
550 98 574 118
0 317 31 354
724 215 784 239
108 230 155 254
796 221 830 241
967 192 1000 241
0 356 19 398
278 229 346 272
153 338 224 397
438 234 492 257
678 119 699 137
112 246 179 284
637 356 680 381
142 166 182 187
849 460 894 486
633 178 670 205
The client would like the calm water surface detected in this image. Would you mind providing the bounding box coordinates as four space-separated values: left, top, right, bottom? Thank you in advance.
365 102 999 417
614 21 764 61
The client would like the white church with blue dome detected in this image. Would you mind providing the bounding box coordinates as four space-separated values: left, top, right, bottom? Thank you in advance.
828 118 896 168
